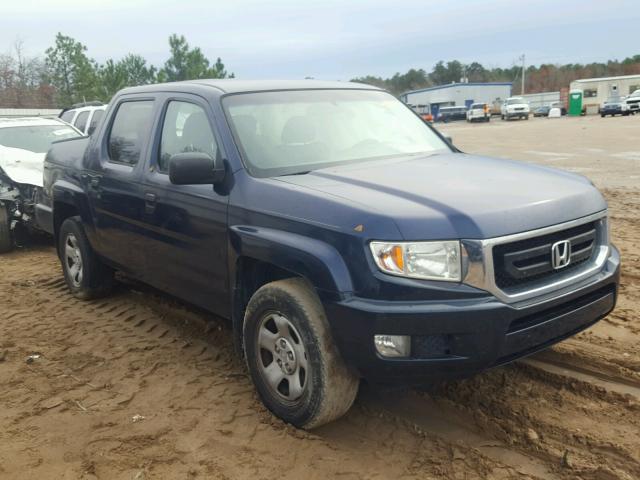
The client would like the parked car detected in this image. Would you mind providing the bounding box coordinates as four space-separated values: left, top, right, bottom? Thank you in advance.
59 102 107 135
501 97 530 120
624 89 640 114
600 98 630 117
0 117 82 252
466 103 491 122
410 104 433 122
550 102 567 116
437 106 467 122
41 80 619 429
533 106 551 117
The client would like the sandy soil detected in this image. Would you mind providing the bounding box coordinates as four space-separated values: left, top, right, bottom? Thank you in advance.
1 115 639 479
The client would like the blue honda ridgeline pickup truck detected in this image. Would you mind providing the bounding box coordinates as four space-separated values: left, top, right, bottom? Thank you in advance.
39 80 620 428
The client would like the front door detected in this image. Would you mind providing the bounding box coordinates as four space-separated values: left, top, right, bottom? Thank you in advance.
139 96 230 316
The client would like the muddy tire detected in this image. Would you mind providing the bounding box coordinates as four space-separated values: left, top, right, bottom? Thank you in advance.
243 278 359 429
58 216 114 300
0 203 12 253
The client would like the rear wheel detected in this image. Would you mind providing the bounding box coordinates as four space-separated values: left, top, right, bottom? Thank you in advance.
0 203 13 253
59 217 114 299
243 278 359 429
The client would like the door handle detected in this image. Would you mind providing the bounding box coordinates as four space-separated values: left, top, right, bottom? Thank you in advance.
144 192 157 214
82 173 102 189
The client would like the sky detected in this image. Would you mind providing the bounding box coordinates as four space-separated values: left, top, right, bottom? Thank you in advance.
1 0 639 80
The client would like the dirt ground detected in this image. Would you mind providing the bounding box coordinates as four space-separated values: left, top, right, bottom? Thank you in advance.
1 115 639 480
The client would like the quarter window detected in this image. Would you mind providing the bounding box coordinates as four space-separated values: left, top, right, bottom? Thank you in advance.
108 101 154 166
158 101 217 173
74 111 89 132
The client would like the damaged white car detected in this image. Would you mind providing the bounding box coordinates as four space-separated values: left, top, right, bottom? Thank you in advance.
0 117 82 252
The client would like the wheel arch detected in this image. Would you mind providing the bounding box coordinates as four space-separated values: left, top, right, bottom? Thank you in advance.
52 180 92 253
228 226 353 356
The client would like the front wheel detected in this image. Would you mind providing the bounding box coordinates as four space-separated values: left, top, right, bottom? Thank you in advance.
59 217 114 299
243 278 359 429
0 203 13 253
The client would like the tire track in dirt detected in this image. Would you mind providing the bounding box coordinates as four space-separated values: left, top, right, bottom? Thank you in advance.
1 183 639 478
0 247 560 479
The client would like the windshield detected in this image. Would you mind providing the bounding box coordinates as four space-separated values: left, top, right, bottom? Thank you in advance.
0 125 80 153
507 98 526 105
224 89 449 177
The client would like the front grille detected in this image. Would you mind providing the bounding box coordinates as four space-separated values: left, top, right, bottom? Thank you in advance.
493 221 597 290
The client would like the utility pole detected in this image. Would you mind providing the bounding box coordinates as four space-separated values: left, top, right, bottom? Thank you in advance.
520 54 526 95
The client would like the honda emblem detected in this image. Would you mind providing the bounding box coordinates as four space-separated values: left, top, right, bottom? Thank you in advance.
551 240 571 269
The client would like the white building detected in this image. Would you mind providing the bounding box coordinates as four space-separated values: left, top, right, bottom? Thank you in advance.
0 108 62 118
400 82 512 118
521 91 560 109
570 74 640 110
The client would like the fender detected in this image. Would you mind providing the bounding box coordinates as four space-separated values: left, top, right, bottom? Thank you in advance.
229 225 354 295
229 225 354 355
51 179 97 247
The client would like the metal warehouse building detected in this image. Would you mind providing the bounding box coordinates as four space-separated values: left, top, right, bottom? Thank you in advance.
570 74 640 112
400 82 512 118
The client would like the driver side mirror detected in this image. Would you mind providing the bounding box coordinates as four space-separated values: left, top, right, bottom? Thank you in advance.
169 152 225 185
444 135 453 145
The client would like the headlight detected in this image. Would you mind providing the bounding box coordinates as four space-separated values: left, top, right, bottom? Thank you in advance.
370 241 462 281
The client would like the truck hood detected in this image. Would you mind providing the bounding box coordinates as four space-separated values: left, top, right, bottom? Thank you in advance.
0 145 45 187
275 153 606 239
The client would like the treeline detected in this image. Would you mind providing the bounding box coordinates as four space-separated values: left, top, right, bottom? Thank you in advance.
2 34 640 109
0 33 232 109
352 57 640 96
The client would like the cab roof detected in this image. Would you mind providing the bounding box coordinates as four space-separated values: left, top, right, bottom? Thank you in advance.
121 79 381 95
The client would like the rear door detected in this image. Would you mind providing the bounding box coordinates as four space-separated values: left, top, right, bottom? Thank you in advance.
138 94 230 315
85 96 156 274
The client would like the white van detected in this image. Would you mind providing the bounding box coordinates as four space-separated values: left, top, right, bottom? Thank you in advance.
59 102 108 135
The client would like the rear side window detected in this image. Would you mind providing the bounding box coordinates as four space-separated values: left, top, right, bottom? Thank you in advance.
87 109 104 136
108 101 154 166
60 110 75 123
158 101 217 173
74 111 89 132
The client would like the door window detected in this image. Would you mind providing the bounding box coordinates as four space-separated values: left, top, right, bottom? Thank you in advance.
74 111 90 132
107 100 154 166
87 109 104 135
158 101 217 173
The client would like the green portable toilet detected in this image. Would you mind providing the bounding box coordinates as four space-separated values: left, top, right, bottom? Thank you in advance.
568 89 583 116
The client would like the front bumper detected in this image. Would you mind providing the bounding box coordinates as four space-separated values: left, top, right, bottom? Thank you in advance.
324 246 619 383
505 111 529 118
